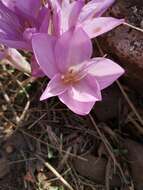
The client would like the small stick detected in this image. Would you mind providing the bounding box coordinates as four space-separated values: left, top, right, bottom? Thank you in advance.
116 80 143 126
123 22 143 33
36 154 74 190
0 81 20 123
105 158 111 190
89 114 128 184
19 129 87 161
128 115 143 135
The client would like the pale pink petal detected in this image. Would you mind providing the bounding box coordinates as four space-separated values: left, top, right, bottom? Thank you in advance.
1 0 15 10
49 0 61 8
39 6 50 33
68 0 84 29
0 51 5 60
49 0 71 35
14 0 41 19
31 56 45 77
87 58 125 90
0 38 31 50
48 0 61 8
52 6 61 36
60 1 83 33
55 27 92 73
32 34 58 78
61 0 70 6
68 77 101 102
3 48 31 73
51 0 83 35
59 1 75 34
81 17 124 39
79 0 115 22
59 91 95 115
40 74 67 101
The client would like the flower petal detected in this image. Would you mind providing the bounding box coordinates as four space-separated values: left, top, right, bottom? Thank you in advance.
59 91 95 115
59 1 82 34
50 1 61 36
40 74 67 101
14 0 41 19
31 56 45 77
68 0 84 29
0 2 31 49
32 33 58 78
79 0 115 22
39 6 50 33
60 2 75 33
0 1 21 33
50 0 74 35
0 38 31 49
50 0 83 35
69 77 101 102
81 17 124 39
55 27 92 73
87 58 125 90
3 48 31 73
1 0 15 11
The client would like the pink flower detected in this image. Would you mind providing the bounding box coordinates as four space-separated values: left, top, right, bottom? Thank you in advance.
49 0 124 38
0 47 31 74
31 56 45 77
0 0 50 50
32 28 124 115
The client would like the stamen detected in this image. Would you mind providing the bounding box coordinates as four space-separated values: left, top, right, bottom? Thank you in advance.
61 68 86 85
61 69 78 84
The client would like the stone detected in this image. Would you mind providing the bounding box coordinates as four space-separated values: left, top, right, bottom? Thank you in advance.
99 0 143 93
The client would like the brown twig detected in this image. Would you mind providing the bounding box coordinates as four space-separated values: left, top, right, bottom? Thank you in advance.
0 81 20 124
127 115 143 135
116 80 143 126
105 158 111 190
123 22 143 33
89 114 128 184
19 128 87 161
36 154 74 190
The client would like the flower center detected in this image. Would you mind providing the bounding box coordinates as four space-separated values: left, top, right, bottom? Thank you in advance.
61 69 80 85
23 27 37 41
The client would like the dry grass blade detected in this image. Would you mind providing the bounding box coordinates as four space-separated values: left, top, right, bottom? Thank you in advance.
89 114 128 184
105 158 111 190
128 115 143 135
18 100 30 126
123 22 143 33
116 80 143 126
36 154 74 190
28 113 47 129
19 129 87 161
8 158 37 165
0 81 20 123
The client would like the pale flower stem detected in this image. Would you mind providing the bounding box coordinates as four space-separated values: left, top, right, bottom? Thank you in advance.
123 22 143 33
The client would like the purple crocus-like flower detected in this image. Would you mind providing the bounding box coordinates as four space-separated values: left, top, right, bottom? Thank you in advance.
49 0 124 38
0 0 49 50
0 46 31 73
32 28 124 115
